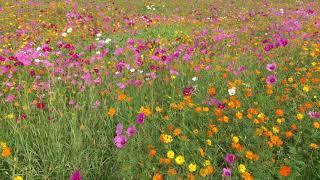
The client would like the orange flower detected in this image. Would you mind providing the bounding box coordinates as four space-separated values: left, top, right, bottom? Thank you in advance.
285 131 293 138
275 109 284 116
208 87 216 96
167 168 177 176
153 173 163 180
1 147 11 157
279 165 291 177
149 149 156 158
107 108 116 117
199 148 205 157
173 128 182 136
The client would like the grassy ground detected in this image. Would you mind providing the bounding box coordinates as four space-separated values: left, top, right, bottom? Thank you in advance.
0 1 319 179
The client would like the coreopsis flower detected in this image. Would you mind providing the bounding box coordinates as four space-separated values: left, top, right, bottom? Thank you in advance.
238 164 246 173
167 150 175 159
175 155 185 165
107 108 116 117
13 176 23 180
188 163 197 172
279 165 291 177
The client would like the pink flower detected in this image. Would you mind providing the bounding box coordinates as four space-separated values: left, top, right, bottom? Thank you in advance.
70 170 81 180
136 113 145 124
126 126 137 137
266 74 277 84
6 94 15 102
114 134 127 149
266 62 277 71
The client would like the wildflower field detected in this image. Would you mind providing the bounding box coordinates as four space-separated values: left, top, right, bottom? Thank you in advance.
0 0 319 179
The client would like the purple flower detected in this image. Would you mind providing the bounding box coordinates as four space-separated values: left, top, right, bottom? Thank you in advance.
116 123 123 135
114 135 127 149
225 153 237 165
136 113 145 124
266 62 277 72
126 126 137 137
308 111 320 119
222 168 232 178
70 170 81 180
266 74 277 84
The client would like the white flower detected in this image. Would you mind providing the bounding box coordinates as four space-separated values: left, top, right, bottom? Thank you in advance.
34 59 41 63
115 71 120 75
105 38 112 44
228 87 236 96
280 8 284 14
62 32 67 37
95 38 100 41
96 51 101 55
96 33 102 37
192 76 198 81
130 68 135 73
36 47 41 51
139 70 144 74
67 27 73 33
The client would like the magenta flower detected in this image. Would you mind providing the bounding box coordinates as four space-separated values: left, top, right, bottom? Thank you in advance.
126 126 137 137
266 62 277 72
266 74 277 84
114 134 127 149
6 94 15 102
308 111 319 119
225 153 237 165
70 170 81 180
116 123 123 135
136 113 145 124
222 168 232 178
114 48 124 56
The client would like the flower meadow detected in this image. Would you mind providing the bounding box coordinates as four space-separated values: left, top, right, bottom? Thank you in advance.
0 0 319 179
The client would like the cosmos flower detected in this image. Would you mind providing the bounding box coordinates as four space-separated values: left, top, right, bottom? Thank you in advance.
70 170 81 180
266 75 277 84
126 126 137 137
266 62 277 71
222 168 232 178
136 113 145 124
114 134 127 149
225 153 237 165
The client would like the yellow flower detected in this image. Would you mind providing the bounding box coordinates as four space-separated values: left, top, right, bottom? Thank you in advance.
175 155 185 165
238 164 246 173
303 86 310 92
188 163 197 172
296 113 304 120
206 139 212 146
163 134 173 144
14 176 23 180
203 160 211 166
288 77 294 83
310 143 318 149
7 113 15 120
167 150 175 159
232 136 239 143
155 106 163 112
